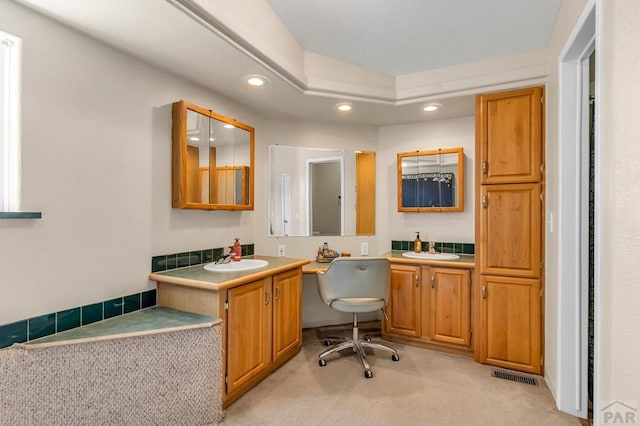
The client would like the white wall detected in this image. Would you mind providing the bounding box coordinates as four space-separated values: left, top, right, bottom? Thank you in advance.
0 2 381 325
598 0 640 407
377 116 476 249
0 2 268 324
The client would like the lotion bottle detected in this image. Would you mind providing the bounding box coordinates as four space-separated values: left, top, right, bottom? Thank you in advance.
414 232 422 253
232 238 241 262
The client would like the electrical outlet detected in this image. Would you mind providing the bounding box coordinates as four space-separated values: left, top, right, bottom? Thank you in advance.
360 242 369 256
277 244 286 257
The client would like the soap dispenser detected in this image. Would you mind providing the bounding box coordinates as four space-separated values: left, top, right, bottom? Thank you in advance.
414 232 422 253
232 238 241 262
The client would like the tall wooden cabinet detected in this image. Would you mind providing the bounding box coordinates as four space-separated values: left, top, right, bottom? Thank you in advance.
475 86 545 374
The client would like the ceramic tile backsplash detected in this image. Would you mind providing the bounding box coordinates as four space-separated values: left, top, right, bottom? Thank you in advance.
0 289 157 349
391 240 474 255
151 244 255 273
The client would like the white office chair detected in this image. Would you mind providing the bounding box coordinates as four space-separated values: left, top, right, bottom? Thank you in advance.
316 257 399 378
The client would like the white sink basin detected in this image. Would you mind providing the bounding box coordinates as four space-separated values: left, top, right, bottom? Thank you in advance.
402 252 460 260
203 259 269 272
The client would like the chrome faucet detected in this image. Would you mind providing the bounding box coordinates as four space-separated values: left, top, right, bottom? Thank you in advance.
215 247 233 264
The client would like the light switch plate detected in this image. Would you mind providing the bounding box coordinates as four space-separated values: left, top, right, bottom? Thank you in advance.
360 242 369 256
277 244 286 257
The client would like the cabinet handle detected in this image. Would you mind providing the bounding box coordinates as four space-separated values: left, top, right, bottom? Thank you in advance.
482 195 488 208
431 275 435 288
275 286 280 301
265 290 270 305
482 285 487 299
482 161 488 174
415 274 419 287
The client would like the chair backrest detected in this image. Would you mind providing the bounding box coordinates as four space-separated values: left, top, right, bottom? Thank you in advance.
316 257 391 306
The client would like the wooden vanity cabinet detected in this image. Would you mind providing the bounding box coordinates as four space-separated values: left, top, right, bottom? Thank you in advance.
155 266 302 408
224 268 302 405
385 264 422 338
383 263 472 353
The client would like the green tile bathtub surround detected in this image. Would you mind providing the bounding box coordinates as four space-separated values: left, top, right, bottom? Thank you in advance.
124 294 141 314
0 320 27 349
141 289 157 309
28 314 56 341
82 303 103 326
104 298 124 320
151 255 167 273
391 240 402 251
56 308 81 333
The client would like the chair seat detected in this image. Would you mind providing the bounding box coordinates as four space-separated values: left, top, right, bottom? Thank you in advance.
329 297 385 313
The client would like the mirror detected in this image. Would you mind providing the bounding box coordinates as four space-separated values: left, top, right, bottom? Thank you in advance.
397 147 464 212
268 145 376 237
172 100 254 210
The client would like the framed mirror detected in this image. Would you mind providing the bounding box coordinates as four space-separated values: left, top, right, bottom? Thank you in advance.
172 100 254 210
268 145 376 237
397 147 464 212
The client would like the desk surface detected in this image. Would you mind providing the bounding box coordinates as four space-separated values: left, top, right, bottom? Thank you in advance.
302 251 475 274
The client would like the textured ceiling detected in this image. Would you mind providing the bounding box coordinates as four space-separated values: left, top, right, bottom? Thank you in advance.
266 0 563 75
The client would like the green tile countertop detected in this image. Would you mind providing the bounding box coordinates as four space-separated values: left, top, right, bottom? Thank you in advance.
148 255 310 291
22 307 219 349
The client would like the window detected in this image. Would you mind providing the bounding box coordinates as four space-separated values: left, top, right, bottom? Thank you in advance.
0 30 21 212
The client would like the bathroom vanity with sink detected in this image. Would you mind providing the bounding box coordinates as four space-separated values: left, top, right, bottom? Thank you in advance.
381 251 475 355
148 255 309 408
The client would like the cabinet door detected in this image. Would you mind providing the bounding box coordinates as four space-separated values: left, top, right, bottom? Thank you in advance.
430 268 471 347
272 268 302 362
226 278 271 394
479 275 541 374
476 86 543 184
479 183 541 278
385 264 421 337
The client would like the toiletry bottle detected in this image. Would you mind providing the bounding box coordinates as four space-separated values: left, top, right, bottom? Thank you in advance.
232 238 241 262
429 241 436 254
322 241 329 254
414 232 422 253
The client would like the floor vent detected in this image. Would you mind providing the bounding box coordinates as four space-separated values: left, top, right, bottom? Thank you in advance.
491 369 538 386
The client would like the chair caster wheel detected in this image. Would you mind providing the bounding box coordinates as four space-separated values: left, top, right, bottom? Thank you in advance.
319 358 327 367
324 339 333 346
364 370 373 379
392 354 400 362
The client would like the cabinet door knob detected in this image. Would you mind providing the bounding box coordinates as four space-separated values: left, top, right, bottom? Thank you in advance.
265 290 271 305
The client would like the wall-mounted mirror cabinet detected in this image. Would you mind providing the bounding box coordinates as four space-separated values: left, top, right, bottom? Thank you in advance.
268 145 376 237
172 100 254 210
397 147 464 212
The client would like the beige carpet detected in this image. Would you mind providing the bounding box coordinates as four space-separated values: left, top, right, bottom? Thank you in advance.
223 323 580 426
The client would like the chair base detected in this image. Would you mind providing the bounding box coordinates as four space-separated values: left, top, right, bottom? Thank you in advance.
317 313 399 378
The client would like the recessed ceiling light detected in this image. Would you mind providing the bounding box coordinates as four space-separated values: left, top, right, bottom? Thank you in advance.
224 124 235 129
423 104 441 112
245 74 269 87
335 102 352 112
